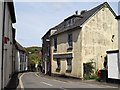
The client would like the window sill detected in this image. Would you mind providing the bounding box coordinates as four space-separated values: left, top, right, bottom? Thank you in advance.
66 70 72 73
54 49 57 53
67 47 73 51
56 68 60 72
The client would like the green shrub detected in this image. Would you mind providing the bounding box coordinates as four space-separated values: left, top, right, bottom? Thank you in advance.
83 61 97 80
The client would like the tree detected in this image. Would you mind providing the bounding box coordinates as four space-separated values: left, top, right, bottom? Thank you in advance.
25 46 42 71
28 53 41 71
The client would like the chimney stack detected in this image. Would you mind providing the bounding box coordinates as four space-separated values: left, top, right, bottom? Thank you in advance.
75 11 78 15
80 10 87 15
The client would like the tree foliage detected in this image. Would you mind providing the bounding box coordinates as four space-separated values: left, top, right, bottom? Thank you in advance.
25 46 42 54
25 46 42 71
29 53 40 64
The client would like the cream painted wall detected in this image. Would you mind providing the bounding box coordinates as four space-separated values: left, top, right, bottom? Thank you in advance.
51 28 83 78
82 7 118 71
51 6 118 79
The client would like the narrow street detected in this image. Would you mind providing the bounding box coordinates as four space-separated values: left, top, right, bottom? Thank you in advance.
18 72 119 89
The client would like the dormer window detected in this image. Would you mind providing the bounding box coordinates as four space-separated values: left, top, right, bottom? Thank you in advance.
68 20 71 25
65 18 74 27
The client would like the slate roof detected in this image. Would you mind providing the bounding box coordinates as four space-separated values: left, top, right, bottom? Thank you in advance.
116 15 120 19
15 41 26 52
50 2 116 36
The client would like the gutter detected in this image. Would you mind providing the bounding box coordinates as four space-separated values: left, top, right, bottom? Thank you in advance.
1 2 6 89
50 26 82 37
116 15 120 19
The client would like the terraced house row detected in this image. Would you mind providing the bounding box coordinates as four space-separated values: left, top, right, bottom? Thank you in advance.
42 2 118 79
0 1 28 89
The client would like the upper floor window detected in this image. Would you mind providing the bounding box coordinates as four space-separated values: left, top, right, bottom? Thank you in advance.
54 37 57 51
68 33 73 49
65 18 74 27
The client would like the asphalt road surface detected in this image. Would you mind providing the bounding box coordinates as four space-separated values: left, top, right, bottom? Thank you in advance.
19 72 119 90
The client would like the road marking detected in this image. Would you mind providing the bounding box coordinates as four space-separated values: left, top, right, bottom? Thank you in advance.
35 73 39 77
19 73 25 89
36 73 67 84
41 82 53 86
60 87 68 90
53 79 67 83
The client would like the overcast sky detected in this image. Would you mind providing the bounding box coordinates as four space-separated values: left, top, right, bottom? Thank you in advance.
13 1 118 47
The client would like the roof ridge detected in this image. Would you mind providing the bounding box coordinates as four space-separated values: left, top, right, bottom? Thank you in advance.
50 2 117 36
87 2 116 16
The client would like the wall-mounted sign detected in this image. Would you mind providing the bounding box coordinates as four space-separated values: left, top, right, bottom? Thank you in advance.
53 53 72 59
4 37 9 44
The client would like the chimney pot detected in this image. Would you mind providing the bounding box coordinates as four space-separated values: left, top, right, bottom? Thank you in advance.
75 11 78 15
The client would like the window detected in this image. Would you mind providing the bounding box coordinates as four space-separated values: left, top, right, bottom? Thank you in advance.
68 20 71 25
66 20 70 27
71 18 75 24
68 33 73 49
56 59 60 72
65 18 74 27
66 58 72 73
54 37 57 51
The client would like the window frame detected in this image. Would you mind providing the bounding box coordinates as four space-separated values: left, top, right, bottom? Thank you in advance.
56 59 61 72
54 37 57 52
67 33 73 50
66 58 72 73
65 18 74 27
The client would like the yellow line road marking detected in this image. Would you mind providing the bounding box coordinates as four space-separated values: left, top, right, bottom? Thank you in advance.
19 73 25 89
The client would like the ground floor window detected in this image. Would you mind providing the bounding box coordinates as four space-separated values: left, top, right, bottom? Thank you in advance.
56 59 60 72
66 58 72 73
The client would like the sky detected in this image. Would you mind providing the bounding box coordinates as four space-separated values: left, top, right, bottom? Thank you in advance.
13 1 119 47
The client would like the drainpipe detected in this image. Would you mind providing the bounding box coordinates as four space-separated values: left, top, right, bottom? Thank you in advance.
45 56 47 74
1 2 6 89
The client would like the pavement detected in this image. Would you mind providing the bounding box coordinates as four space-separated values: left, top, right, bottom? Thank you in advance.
4 71 120 90
4 72 23 90
37 72 120 88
